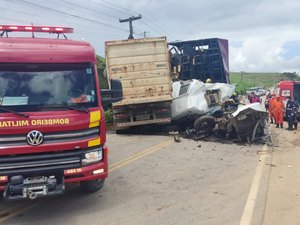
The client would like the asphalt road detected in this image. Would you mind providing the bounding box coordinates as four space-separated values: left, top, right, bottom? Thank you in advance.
0 132 266 225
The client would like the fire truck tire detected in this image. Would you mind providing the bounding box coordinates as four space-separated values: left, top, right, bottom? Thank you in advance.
80 179 105 193
194 115 216 132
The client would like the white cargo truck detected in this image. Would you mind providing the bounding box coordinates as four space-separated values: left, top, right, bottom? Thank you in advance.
105 37 172 131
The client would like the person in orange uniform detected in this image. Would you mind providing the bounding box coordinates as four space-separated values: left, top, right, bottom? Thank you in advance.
268 94 276 123
273 96 285 128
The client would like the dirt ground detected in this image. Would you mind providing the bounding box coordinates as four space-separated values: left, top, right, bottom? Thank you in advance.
263 123 300 225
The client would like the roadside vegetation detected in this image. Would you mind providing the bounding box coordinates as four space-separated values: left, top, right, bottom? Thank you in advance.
96 55 108 89
230 72 300 94
96 55 112 124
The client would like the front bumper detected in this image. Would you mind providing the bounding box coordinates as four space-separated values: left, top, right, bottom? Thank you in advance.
0 160 108 192
64 161 108 183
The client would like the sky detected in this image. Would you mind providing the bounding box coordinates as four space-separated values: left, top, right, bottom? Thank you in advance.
1 0 300 74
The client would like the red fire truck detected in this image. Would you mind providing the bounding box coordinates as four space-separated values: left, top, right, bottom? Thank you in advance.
0 25 122 200
275 80 300 103
275 80 300 120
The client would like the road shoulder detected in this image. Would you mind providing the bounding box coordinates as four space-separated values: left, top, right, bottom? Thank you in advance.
263 127 300 225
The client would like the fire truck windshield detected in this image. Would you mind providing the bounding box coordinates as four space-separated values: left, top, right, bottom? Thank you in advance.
0 63 98 112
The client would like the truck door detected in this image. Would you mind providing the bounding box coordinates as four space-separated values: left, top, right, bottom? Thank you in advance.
294 83 300 102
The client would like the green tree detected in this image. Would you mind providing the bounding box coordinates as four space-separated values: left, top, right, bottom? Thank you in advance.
96 55 111 111
96 55 109 89
281 72 300 81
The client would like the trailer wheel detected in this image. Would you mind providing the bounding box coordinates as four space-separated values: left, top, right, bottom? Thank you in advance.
194 116 216 132
80 179 105 193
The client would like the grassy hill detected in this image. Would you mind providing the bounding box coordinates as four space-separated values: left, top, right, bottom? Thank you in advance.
230 72 299 94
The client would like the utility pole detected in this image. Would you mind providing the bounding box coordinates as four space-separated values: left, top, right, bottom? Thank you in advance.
119 14 142 39
240 71 244 83
140 31 149 38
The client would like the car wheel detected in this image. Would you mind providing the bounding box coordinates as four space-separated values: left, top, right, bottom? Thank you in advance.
194 115 216 132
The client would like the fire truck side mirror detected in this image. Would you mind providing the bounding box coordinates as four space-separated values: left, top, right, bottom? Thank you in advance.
101 79 123 103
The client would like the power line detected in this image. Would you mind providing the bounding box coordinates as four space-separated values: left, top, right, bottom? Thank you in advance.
0 6 71 25
1 14 126 37
4 0 175 40
58 0 138 36
101 0 137 16
84 0 146 37
84 0 166 37
0 15 28 24
0 15 128 41
60 0 119 19
99 0 175 39
143 18 175 39
86 0 132 17
8 0 128 32
0 4 131 39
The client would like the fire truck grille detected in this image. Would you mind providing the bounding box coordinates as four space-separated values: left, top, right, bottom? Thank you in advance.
0 127 99 147
0 150 83 176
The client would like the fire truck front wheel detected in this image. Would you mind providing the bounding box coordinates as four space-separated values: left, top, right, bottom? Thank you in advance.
80 179 105 193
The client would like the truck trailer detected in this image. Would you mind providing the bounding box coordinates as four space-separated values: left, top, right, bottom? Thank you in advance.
0 25 122 200
105 37 172 131
169 38 229 83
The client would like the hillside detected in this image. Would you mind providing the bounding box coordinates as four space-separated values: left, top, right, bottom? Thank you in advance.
230 72 299 94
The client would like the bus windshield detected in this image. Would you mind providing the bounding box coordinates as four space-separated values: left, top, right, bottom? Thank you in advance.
0 63 98 112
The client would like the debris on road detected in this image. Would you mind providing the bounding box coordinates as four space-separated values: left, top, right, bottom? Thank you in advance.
179 103 270 144
170 79 270 144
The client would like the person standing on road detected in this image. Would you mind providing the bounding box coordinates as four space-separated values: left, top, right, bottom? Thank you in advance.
265 95 270 111
268 94 276 123
273 96 285 128
293 97 299 130
285 97 299 130
286 97 294 130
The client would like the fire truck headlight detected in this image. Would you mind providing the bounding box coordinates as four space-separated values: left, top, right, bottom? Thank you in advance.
82 149 103 166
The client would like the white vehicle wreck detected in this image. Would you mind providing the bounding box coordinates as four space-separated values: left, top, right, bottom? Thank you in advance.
171 79 236 121
171 80 269 143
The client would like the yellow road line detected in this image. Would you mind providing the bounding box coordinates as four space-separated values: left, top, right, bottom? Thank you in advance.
239 144 271 225
0 201 40 224
109 139 172 172
0 138 172 223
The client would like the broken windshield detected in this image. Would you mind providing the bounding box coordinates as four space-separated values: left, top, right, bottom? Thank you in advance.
0 63 98 112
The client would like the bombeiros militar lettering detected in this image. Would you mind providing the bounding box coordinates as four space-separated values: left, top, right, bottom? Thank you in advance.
0 118 70 127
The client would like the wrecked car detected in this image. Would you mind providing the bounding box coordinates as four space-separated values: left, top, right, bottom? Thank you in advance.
171 79 236 121
229 103 269 142
171 79 269 143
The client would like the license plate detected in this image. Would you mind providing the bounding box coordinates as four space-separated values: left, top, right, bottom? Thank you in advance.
135 114 150 121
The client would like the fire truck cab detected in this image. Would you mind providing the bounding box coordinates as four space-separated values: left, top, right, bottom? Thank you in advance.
275 80 300 104
275 80 300 120
0 25 122 200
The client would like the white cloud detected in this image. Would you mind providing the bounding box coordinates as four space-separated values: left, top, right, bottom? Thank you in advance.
2 0 300 74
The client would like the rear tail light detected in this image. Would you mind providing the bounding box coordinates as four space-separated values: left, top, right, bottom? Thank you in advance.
114 113 128 119
0 176 8 182
154 108 168 113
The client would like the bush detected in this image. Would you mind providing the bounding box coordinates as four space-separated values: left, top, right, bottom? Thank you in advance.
104 109 113 125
